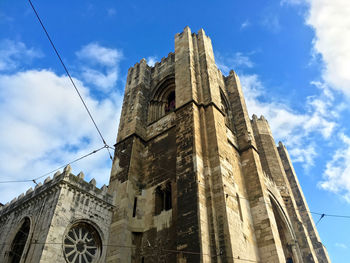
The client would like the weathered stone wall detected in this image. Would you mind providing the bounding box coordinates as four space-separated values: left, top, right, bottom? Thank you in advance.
0 179 60 263
0 166 113 263
107 26 330 263
278 142 331 263
40 169 113 263
252 115 324 262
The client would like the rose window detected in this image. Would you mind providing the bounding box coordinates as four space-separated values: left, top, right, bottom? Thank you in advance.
63 222 102 263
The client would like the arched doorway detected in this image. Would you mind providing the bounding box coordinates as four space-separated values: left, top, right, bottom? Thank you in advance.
8 217 31 263
269 195 299 263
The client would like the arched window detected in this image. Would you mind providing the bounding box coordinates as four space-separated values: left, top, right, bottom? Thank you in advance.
165 91 175 113
9 217 30 263
148 77 175 123
220 90 234 131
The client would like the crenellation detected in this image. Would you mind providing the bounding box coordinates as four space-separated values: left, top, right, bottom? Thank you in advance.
1 27 329 263
44 176 51 184
53 170 60 178
63 164 71 175
89 178 97 186
77 171 84 179
0 168 113 221
34 182 42 190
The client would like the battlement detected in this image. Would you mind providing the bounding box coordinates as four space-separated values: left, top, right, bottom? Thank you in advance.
251 114 273 137
0 165 113 217
251 114 268 122
175 26 210 41
151 52 175 74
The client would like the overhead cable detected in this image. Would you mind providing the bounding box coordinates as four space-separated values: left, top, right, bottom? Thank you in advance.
27 0 113 160
0 145 107 184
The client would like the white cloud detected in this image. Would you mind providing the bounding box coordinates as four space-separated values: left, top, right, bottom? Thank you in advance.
282 0 350 98
215 44 339 170
146 56 158 67
319 133 350 203
240 20 250 30
215 52 254 75
261 15 281 33
76 43 123 92
0 69 123 203
306 0 350 97
335 243 348 249
238 74 336 168
81 68 118 92
0 39 42 71
280 0 350 201
280 0 306 6
76 43 122 67
233 52 254 68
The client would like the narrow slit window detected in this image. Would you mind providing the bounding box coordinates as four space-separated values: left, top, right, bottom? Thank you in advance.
133 197 138 217
164 183 172 211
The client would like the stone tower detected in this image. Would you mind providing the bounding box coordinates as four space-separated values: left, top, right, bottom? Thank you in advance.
107 27 330 263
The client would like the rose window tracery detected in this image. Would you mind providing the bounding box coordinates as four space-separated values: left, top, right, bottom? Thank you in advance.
63 222 101 263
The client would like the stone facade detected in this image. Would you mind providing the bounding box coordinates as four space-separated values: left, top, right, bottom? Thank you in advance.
0 165 113 263
107 27 331 263
0 27 330 263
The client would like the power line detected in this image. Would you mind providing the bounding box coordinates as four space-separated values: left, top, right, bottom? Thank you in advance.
27 0 113 160
229 193 350 220
315 213 325 226
23 0 348 228
2 153 349 220
0 241 259 262
0 145 107 184
311 211 350 219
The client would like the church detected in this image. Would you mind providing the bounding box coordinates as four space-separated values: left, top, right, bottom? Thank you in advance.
0 27 330 263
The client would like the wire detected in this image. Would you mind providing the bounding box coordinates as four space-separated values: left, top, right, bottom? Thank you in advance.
228 193 350 220
24 0 349 224
0 241 259 262
315 214 325 226
2 150 349 220
0 145 107 184
27 0 113 160
310 211 350 219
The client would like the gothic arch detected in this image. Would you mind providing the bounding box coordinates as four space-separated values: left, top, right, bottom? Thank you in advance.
7 217 31 263
268 193 300 263
219 89 235 132
148 76 175 123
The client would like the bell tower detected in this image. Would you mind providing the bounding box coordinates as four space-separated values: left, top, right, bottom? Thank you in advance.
106 27 330 263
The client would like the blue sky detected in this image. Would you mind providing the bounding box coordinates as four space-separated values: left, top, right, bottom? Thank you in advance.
0 0 349 261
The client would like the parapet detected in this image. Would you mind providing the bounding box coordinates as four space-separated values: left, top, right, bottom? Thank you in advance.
0 165 114 217
126 58 151 88
151 52 175 74
251 114 268 123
